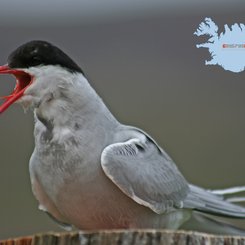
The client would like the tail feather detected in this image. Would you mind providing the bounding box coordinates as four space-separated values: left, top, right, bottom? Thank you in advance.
226 197 245 203
210 186 245 203
182 212 245 236
210 186 245 196
184 185 245 218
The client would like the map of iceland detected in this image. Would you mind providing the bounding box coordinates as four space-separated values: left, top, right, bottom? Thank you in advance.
194 18 245 73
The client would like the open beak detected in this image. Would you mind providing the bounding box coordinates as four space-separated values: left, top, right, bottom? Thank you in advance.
0 65 33 113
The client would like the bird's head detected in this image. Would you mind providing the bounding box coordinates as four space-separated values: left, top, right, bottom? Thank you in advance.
0 40 84 114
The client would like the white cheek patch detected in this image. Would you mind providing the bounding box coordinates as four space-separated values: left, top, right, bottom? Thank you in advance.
19 66 75 111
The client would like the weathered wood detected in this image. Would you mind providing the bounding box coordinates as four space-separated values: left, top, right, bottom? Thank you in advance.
1 230 245 245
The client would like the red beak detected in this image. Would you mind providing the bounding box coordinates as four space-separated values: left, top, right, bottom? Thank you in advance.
0 65 33 113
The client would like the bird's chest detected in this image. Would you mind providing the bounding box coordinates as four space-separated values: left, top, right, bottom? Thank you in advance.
35 119 96 159
32 121 127 228
32 122 107 203
33 125 98 197
32 140 123 228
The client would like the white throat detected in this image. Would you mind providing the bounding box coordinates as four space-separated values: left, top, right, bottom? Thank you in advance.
19 65 117 129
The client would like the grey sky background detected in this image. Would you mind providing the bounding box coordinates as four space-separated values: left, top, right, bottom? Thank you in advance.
0 0 244 25
0 0 245 240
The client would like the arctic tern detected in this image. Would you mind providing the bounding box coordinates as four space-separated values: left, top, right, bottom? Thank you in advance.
0 40 245 235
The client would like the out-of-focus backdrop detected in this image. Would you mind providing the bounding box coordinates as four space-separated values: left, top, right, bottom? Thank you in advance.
0 0 245 240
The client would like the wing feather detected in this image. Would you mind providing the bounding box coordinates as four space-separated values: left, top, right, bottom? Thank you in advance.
101 133 189 214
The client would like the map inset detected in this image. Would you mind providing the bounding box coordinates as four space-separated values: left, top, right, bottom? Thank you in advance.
194 18 245 73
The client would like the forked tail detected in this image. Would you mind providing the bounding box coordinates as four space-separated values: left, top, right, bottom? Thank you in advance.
184 185 245 218
183 185 245 235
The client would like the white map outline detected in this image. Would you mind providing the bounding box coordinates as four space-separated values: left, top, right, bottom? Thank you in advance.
194 18 245 73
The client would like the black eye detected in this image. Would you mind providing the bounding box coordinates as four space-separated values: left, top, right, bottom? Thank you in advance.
29 55 42 66
32 56 41 61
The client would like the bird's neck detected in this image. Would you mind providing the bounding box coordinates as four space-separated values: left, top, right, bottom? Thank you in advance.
34 72 118 130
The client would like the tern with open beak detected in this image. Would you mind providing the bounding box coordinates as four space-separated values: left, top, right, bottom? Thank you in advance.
0 40 245 235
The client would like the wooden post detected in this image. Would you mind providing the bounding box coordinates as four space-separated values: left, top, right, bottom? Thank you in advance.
0 230 245 245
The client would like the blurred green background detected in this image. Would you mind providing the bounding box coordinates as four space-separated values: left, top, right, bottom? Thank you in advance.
0 0 245 240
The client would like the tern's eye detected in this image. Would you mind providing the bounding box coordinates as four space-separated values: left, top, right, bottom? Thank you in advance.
32 56 41 61
29 55 42 66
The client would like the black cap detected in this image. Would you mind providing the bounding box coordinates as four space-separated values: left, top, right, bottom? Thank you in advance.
8 40 84 74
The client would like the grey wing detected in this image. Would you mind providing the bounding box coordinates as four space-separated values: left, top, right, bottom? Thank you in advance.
101 132 190 214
